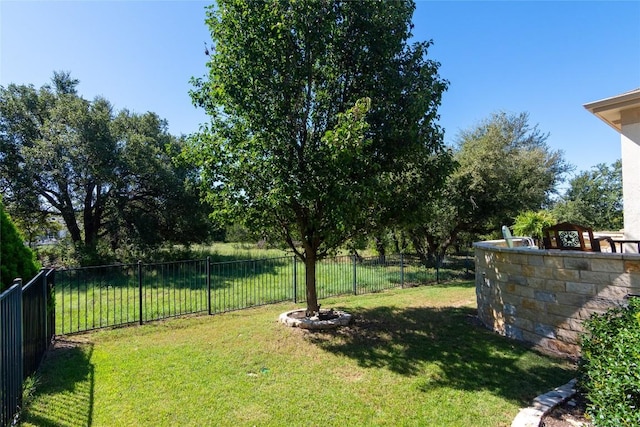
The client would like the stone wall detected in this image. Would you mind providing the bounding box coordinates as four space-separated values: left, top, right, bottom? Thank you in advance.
474 241 640 357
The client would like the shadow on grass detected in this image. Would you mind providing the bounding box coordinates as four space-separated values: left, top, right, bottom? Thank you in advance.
305 305 575 405
22 338 95 427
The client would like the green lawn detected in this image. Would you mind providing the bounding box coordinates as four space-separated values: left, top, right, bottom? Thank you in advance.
23 282 575 427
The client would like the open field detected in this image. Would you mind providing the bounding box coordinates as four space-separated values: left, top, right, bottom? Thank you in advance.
54 250 473 334
24 283 575 427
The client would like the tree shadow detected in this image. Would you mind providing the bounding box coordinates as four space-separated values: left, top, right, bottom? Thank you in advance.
305 305 575 405
22 338 95 426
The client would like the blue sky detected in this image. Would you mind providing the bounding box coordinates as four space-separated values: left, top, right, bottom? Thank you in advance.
1 1 639 176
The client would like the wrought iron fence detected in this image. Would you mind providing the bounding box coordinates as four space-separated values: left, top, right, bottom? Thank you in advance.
55 253 472 335
0 282 22 427
22 269 55 378
0 268 54 427
55 256 296 334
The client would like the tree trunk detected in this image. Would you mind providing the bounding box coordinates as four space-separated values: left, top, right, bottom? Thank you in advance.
411 233 430 266
304 247 320 316
60 206 82 244
82 183 108 259
392 232 401 254
374 236 386 264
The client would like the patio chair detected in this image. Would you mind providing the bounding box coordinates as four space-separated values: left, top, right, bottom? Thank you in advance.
542 222 616 252
501 225 537 249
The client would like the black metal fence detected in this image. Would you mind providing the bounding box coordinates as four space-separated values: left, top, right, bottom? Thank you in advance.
55 253 472 335
22 269 55 378
0 269 55 427
0 282 22 427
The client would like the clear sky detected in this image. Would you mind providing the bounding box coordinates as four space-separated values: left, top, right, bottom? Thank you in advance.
1 1 639 176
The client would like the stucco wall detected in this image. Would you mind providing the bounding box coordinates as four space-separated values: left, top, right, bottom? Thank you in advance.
621 112 640 240
474 241 640 357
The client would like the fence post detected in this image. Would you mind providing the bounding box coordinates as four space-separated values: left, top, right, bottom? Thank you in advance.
41 269 48 351
465 252 470 277
206 256 212 315
400 253 404 288
293 256 298 304
3 280 23 425
138 261 143 325
352 255 357 295
47 269 55 343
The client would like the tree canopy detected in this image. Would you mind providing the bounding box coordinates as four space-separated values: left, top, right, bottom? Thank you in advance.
189 0 452 313
404 111 570 259
552 160 622 231
0 72 212 264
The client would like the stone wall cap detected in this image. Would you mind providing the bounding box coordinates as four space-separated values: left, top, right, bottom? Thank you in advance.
474 241 640 260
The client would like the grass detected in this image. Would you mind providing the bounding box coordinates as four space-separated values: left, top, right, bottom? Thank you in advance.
23 282 575 427
54 248 472 334
188 243 288 264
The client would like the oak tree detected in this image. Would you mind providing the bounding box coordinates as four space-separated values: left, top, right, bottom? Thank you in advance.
0 72 212 264
406 112 569 260
552 160 622 231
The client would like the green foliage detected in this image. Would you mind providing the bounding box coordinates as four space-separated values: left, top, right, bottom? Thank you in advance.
580 298 640 426
405 111 569 259
0 72 213 265
224 223 258 244
11 209 62 249
1 198 40 290
512 210 556 243
552 160 622 231
452 112 567 231
35 240 79 269
189 0 452 312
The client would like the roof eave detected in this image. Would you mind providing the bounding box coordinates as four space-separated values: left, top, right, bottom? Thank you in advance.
584 89 640 132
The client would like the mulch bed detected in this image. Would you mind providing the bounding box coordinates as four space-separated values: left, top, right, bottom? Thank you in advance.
541 391 591 427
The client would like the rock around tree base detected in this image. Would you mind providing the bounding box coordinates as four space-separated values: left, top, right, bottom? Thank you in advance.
279 308 353 330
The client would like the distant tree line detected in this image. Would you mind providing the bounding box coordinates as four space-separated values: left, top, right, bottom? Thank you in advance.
0 73 622 272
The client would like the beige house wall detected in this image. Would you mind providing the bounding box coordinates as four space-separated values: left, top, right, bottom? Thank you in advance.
585 89 640 239
474 241 640 358
621 115 640 239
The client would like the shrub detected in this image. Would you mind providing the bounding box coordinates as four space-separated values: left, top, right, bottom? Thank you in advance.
580 297 640 426
35 241 79 269
1 199 40 291
512 210 556 245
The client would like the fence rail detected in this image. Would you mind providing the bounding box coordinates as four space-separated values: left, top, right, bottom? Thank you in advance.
55 253 472 335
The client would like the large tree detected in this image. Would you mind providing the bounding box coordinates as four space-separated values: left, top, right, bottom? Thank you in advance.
552 160 622 231
189 0 451 314
0 72 212 263
405 111 570 259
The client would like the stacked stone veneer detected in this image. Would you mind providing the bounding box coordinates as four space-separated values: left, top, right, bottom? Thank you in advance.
474 240 640 357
